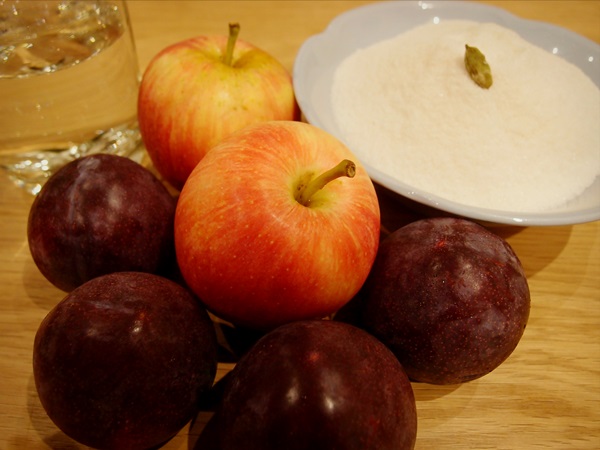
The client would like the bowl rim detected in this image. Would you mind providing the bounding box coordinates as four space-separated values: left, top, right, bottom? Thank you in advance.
293 0 600 226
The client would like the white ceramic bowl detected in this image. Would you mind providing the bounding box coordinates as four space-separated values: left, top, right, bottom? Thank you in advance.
293 0 600 226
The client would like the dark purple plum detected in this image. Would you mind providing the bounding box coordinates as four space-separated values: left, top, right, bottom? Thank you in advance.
28 153 177 292
33 271 218 449
361 217 530 385
214 320 417 450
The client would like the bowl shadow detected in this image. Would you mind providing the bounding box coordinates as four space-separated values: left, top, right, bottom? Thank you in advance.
374 182 573 278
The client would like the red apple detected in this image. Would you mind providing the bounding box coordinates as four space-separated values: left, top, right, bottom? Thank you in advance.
174 121 380 330
138 23 300 190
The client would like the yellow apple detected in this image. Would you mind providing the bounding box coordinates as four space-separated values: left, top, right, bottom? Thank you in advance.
138 24 300 189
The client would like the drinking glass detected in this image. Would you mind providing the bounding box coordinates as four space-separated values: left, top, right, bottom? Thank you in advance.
0 0 142 194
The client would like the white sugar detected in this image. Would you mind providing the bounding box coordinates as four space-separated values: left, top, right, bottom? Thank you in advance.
331 20 600 212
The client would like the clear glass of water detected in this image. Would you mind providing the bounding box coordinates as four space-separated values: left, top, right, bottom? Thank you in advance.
0 0 142 194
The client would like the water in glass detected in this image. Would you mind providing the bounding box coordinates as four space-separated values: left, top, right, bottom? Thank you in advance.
0 0 142 194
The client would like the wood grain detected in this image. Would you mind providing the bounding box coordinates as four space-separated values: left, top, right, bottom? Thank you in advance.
1 1 598 449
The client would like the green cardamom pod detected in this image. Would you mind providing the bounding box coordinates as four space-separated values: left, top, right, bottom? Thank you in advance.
464 44 493 89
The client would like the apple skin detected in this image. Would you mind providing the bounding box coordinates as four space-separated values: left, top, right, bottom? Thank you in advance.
174 121 380 330
27 154 177 292
213 320 417 450
138 32 300 190
361 217 530 385
33 271 218 450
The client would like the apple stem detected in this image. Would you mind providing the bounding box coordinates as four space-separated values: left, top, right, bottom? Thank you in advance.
297 159 356 206
223 22 240 66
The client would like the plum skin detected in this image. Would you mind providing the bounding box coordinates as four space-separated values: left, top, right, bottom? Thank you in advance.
214 320 417 450
361 217 531 385
27 154 177 292
33 271 218 450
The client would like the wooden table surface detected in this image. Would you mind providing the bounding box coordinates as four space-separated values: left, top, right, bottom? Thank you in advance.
1 1 599 449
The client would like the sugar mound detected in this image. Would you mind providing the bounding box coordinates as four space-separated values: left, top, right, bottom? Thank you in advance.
331 20 600 212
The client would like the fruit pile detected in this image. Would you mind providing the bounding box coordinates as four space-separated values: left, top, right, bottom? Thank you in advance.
28 25 530 450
